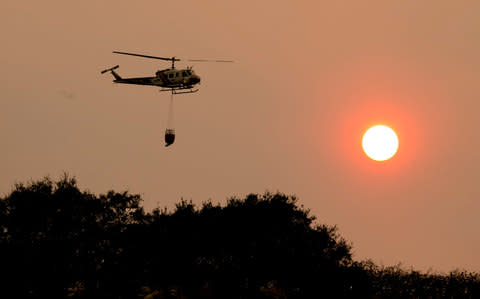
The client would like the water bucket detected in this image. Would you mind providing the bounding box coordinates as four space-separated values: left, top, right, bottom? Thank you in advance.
165 129 175 147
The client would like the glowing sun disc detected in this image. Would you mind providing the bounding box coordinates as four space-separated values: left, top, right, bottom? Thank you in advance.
362 125 399 161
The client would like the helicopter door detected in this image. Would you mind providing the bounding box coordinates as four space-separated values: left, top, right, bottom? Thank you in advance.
168 72 174 83
175 72 181 83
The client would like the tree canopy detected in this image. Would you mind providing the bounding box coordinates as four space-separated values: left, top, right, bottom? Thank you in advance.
0 176 478 298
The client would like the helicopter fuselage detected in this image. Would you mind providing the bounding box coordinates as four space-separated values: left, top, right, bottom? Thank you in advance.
102 51 230 94
102 65 200 94
153 67 201 87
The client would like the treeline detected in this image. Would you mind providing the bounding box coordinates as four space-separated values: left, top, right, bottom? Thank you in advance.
0 176 478 298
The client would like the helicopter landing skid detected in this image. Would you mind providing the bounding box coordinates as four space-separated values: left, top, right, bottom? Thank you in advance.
159 88 199 95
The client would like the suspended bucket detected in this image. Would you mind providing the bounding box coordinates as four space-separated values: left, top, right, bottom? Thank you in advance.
165 128 175 147
164 93 175 147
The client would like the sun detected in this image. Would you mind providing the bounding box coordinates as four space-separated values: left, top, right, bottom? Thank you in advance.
362 125 399 161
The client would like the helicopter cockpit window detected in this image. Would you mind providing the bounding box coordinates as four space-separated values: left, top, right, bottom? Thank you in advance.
182 71 187 77
187 70 192 76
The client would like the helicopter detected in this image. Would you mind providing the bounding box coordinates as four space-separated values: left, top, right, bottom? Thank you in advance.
101 51 233 94
101 51 233 147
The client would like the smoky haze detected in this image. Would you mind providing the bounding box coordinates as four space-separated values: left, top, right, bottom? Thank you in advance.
1 1 480 272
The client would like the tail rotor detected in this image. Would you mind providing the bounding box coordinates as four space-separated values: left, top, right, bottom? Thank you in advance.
100 65 119 74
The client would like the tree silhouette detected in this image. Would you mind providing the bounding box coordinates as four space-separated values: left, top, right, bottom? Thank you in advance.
0 175 145 297
0 175 478 298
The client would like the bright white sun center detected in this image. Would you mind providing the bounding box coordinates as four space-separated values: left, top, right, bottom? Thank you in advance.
362 125 399 161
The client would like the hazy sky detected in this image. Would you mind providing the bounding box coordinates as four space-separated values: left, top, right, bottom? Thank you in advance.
2 1 480 272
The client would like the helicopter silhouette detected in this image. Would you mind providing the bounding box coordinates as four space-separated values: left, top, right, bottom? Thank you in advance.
101 51 233 147
101 51 233 94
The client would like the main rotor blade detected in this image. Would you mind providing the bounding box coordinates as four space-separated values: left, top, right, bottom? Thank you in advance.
113 51 180 61
187 59 234 63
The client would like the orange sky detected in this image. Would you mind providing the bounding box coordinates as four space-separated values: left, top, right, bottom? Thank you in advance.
2 1 480 272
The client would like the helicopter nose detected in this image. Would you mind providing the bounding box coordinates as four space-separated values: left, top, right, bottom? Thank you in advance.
189 75 200 85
